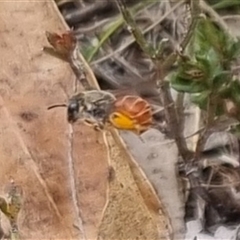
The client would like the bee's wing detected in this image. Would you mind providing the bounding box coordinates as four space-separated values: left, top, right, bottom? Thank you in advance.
108 80 161 102
108 82 164 120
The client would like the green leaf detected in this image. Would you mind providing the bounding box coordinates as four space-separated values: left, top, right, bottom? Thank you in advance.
212 0 240 10
227 38 240 60
192 18 237 64
190 90 210 109
176 48 222 87
177 60 206 82
171 75 207 93
197 48 223 79
212 71 231 91
81 44 97 61
86 18 123 62
190 90 225 115
194 19 222 53
188 20 212 56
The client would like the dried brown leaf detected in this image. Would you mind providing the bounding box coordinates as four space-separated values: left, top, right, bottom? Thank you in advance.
0 1 108 239
97 131 172 240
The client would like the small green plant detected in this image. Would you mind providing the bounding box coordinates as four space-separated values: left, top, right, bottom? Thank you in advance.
171 18 240 121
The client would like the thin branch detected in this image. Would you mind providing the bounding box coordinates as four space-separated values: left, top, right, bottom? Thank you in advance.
156 0 201 161
163 0 201 72
176 92 186 145
115 0 155 58
194 94 216 159
155 62 191 160
180 0 201 52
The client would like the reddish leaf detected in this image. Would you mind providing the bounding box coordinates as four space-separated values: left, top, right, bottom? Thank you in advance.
46 30 77 56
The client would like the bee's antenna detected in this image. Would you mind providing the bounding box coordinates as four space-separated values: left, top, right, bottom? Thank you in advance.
47 104 67 110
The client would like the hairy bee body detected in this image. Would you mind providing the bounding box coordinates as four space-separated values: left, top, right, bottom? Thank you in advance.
66 90 153 134
67 90 115 126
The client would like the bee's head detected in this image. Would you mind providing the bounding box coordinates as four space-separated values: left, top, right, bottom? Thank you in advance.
67 100 80 123
67 93 85 123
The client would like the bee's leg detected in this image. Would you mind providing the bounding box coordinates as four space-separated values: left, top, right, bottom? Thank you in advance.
92 123 106 144
83 119 95 126
93 124 101 132
102 115 110 125
93 122 105 132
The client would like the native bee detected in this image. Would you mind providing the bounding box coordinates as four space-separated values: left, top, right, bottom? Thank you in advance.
48 89 155 134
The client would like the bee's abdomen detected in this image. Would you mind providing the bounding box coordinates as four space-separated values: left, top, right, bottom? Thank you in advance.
112 95 153 129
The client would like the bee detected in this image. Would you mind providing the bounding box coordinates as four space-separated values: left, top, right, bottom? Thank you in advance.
48 89 154 134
